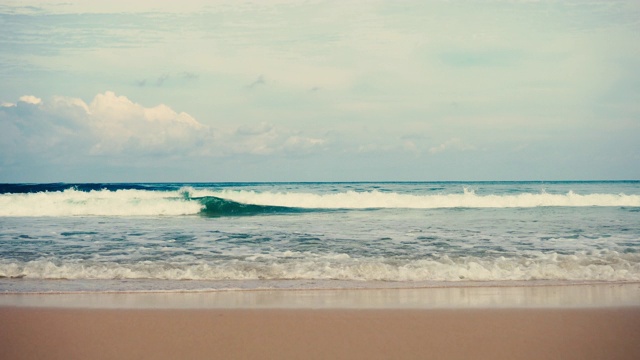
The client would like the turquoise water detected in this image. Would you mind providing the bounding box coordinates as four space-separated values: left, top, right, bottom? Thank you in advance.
0 182 639 292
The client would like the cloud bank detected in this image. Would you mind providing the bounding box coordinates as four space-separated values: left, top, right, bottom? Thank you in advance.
0 91 328 168
0 92 207 159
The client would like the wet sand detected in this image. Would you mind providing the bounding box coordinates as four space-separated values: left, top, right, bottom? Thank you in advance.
1 285 639 360
1 307 639 360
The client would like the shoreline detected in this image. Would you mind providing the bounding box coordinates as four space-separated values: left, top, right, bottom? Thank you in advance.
2 284 639 359
1 282 639 309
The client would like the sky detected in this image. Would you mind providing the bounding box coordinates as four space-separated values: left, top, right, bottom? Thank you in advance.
0 0 639 182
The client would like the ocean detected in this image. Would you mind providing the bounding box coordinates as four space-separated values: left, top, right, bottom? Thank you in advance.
0 181 639 293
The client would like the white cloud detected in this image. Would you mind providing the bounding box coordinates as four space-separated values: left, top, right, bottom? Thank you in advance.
225 122 326 156
18 95 42 105
85 91 208 155
282 135 326 154
0 92 212 160
429 138 476 154
402 140 419 154
0 91 329 165
235 122 274 136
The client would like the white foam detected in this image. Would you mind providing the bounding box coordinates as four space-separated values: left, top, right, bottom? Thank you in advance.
1 187 638 217
0 188 203 216
197 188 640 209
2 252 638 282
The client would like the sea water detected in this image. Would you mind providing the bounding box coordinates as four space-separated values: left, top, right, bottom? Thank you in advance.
0 181 639 293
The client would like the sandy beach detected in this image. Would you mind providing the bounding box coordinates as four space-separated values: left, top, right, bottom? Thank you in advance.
1 307 639 360
1 284 640 360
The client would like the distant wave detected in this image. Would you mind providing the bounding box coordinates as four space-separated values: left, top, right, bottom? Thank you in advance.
0 188 202 217
0 187 639 217
204 188 640 209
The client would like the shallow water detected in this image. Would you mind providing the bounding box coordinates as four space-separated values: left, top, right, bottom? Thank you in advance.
1 181 639 292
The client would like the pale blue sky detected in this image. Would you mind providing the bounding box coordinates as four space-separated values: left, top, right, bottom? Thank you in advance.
1 0 639 182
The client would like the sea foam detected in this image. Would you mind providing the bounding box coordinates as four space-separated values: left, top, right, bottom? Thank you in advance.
203 188 640 209
1 251 638 282
0 188 202 216
0 187 638 217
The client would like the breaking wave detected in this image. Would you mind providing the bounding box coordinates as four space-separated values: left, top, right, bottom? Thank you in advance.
1 251 638 282
203 188 640 209
0 187 638 217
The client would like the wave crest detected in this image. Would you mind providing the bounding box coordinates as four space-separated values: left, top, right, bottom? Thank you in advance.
200 188 640 209
0 188 638 217
0 188 203 216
